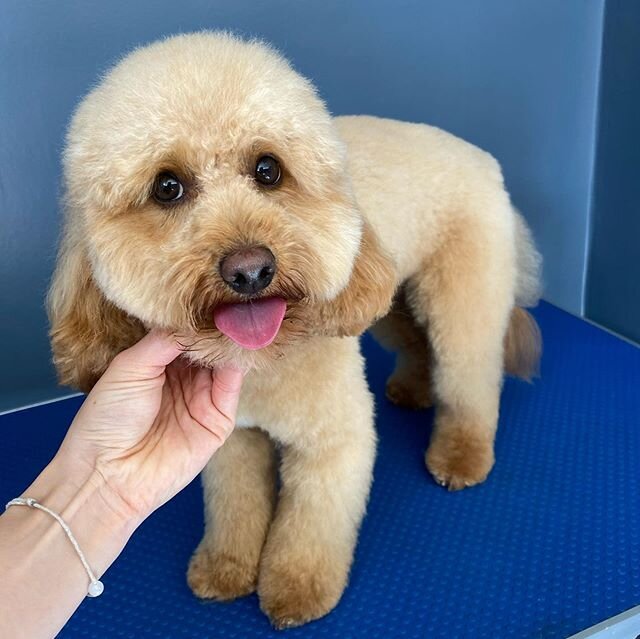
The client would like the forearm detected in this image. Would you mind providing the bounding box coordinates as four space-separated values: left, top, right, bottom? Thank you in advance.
0 453 141 639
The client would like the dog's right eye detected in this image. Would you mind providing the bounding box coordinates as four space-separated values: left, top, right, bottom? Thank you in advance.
153 172 184 203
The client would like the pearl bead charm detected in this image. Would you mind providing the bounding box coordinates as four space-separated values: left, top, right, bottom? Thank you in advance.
88 580 104 597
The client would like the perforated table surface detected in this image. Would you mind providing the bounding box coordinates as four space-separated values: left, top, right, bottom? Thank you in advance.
1 302 639 638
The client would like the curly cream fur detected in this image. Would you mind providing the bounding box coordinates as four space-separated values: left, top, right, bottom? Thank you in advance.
48 32 541 627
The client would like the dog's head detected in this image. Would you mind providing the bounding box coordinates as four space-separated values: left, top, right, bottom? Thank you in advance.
48 32 396 390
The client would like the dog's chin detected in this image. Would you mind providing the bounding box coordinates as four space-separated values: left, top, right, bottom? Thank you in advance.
176 295 312 370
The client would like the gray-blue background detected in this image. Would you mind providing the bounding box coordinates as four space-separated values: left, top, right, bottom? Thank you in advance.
586 0 640 345
1 1 634 412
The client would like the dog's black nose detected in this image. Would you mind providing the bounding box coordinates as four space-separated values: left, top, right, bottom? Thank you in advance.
219 246 276 295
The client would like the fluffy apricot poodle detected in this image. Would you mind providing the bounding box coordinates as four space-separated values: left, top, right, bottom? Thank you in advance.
48 32 541 628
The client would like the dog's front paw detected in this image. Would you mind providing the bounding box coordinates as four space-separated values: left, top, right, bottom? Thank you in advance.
425 428 495 491
187 546 258 601
258 556 345 629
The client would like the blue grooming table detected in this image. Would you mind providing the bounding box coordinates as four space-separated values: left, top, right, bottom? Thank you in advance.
1 302 639 638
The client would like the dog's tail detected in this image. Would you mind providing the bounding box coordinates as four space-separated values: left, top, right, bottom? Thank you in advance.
504 211 543 381
504 307 541 381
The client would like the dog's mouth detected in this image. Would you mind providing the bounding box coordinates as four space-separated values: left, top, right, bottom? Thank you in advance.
213 297 287 350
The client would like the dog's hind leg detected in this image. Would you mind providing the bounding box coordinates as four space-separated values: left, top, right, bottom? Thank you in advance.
187 427 277 600
407 211 515 490
369 287 433 409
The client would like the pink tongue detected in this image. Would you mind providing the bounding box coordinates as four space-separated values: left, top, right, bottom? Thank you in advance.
213 297 287 350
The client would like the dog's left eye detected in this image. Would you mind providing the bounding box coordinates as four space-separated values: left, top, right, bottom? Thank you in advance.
254 155 281 187
153 172 184 203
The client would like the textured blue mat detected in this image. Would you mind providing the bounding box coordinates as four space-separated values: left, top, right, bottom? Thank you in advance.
1 302 639 639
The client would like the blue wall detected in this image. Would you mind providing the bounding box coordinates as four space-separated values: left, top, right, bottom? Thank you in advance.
586 0 640 344
0 1 606 411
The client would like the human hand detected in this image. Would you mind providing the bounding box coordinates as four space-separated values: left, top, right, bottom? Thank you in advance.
0 331 243 638
57 331 244 523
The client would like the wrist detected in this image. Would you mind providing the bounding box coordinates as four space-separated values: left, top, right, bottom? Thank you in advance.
0 453 143 638
55 443 152 523
13 453 142 577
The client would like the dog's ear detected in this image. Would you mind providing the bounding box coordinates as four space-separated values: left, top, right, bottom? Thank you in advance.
47 233 145 392
315 220 397 337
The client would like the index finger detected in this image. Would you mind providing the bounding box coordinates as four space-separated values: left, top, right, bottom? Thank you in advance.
109 330 184 380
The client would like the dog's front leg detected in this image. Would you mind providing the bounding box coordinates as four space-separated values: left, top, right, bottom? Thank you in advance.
257 366 376 628
187 427 277 600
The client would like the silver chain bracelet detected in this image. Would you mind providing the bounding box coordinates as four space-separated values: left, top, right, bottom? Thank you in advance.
5 497 104 598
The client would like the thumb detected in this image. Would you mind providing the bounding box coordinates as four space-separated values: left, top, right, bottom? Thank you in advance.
210 366 244 425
